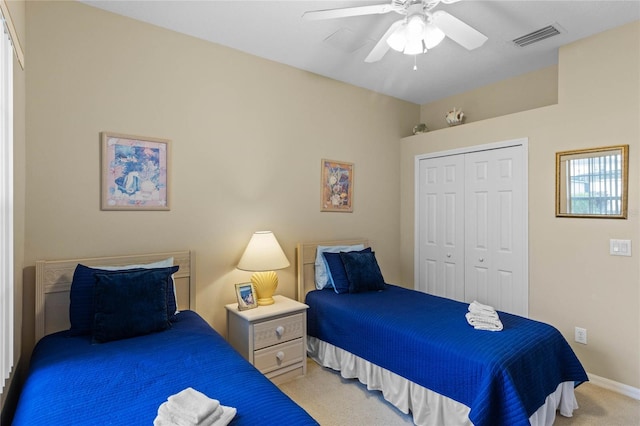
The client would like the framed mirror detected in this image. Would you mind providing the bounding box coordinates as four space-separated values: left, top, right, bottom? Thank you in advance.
556 145 628 218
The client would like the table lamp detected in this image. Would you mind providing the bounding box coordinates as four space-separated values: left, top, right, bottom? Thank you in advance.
237 231 290 305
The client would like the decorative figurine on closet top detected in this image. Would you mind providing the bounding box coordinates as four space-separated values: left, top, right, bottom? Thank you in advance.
445 108 465 126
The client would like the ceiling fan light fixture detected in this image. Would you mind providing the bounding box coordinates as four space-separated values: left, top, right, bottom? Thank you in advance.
406 14 426 39
404 38 424 55
305 1 488 64
386 25 407 52
387 14 431 55
423 23 445 49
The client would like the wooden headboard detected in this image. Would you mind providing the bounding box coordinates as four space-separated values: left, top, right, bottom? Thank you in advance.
295 239 369 302
35 250 195 342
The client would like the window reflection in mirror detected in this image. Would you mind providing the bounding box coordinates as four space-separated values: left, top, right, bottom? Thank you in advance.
556 145 628 218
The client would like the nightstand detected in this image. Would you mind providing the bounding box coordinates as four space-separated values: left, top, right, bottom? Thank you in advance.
225 295 309 385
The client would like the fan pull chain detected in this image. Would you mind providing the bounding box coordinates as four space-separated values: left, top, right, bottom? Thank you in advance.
413 55 417 71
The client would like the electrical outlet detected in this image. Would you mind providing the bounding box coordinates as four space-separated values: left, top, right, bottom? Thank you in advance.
575 327 587 345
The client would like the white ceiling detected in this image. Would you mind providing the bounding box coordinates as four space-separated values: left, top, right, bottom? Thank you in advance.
82 0 640 105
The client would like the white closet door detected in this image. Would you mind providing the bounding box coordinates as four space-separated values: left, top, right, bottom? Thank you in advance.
416 142 528 317
417 154 465 300
464 146 526 316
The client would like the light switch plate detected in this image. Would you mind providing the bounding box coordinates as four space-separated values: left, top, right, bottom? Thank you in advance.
610 239 632 256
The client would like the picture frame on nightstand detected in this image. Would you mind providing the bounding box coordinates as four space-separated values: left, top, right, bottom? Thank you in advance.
235 282 258 311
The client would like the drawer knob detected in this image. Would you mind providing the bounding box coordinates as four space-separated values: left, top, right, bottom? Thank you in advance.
276 351 285 361
275 326 285 337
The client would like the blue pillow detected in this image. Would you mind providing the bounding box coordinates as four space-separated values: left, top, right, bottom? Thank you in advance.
314 244 365 289
339 251 386 293
91 257 177 315
92 266 178 343
323 247 372 294
70 263 178 336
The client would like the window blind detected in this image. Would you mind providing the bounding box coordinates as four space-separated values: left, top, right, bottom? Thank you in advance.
0 13 14 396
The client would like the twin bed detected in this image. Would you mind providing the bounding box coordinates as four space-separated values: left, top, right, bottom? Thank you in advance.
13 242 588 426
296 239 588 426
12 251 317 425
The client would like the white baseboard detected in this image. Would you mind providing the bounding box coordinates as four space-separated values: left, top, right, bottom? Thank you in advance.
587 372 640 400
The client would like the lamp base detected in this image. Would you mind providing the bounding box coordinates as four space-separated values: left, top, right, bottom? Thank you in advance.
251 270 278 305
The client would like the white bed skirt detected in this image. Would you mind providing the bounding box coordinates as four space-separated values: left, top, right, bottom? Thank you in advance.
307 337 579 426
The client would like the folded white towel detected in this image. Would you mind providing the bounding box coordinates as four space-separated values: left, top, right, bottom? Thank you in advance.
156 401 223 426
468 300 499 319
214 406 237 426
166 387 219 424
473 322 503 332
153 413 172 426
153 388 237 426
154 404 236 426
200 406 223 426
466 312 503 331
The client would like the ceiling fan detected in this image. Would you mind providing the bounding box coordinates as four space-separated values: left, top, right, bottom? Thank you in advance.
302 0 488 63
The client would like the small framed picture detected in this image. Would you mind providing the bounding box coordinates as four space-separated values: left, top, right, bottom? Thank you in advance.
321 159 354 212
100 132 171 211
235 282 258 311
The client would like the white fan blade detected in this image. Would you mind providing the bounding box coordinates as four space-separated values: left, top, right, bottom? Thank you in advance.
303 4 393 21
365 19 404 63
432 10 487 50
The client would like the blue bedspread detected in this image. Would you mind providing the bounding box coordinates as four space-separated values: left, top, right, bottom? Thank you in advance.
13 310 318 426
306 285 587 426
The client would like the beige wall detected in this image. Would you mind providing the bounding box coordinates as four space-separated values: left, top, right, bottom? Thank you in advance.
23 0 418 346
420 65 558 131
401 22 640 389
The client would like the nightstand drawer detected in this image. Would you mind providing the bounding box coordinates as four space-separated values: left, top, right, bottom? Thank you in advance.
254 338 304 374
225 295 308 384
253 313 304 350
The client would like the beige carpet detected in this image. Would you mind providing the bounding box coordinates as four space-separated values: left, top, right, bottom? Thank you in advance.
279 359 413 426
555 382 640 426
279 359 640 426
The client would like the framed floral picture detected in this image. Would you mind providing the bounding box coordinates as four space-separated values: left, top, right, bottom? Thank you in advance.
235 282 258 311
101 132 171 210
321 159 353 212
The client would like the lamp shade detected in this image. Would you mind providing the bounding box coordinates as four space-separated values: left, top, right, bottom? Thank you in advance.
237 231 290 272
237 231 289 306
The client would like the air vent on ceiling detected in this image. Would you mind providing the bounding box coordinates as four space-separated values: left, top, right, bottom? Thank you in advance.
513 24 562 47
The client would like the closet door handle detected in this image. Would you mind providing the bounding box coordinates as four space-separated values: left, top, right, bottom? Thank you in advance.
446 253 452 258
478 258 484 263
